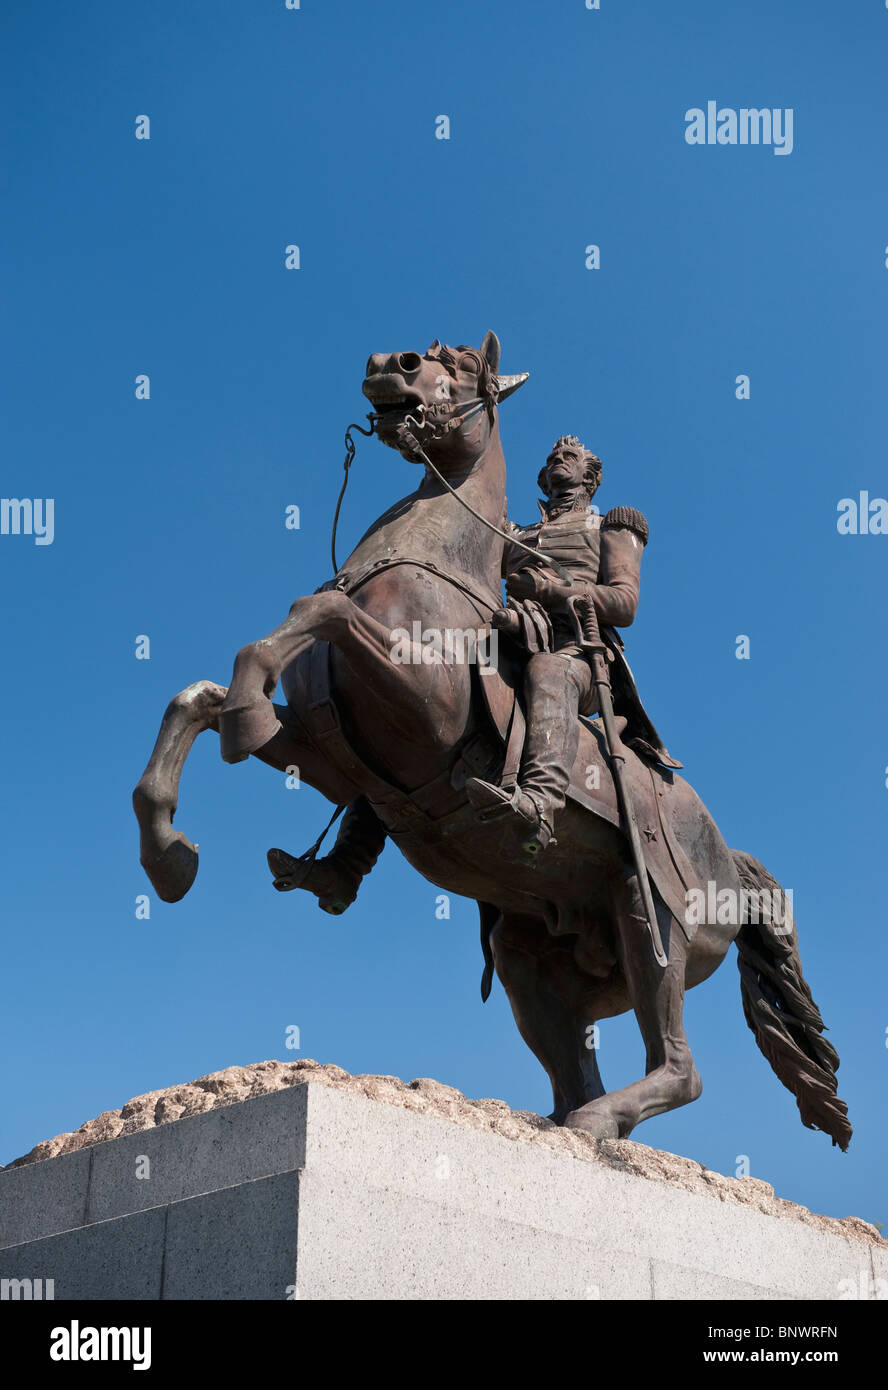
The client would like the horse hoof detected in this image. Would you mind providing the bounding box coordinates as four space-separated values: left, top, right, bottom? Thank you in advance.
142 835 199 903
219 701 282 764
562 1105 621 1141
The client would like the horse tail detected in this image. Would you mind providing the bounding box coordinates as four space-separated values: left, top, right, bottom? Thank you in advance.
730 849 852 1151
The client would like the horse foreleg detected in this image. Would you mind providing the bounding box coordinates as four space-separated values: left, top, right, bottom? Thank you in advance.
136 673 355 901
564 875 701 1140
133 681 229 901
219 591 460 763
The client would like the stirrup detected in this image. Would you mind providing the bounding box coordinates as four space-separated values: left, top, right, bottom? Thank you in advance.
520 818 557 856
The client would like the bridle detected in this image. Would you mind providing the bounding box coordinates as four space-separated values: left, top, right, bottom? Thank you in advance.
331 394 572 583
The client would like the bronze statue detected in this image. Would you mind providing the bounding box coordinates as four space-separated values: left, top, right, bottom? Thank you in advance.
134 332 851 1149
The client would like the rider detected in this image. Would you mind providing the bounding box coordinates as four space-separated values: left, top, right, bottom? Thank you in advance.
465 434 679 852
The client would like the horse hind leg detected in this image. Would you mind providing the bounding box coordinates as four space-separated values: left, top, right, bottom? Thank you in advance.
490 913 607 1124
133 681 228 901
564 874 701 1141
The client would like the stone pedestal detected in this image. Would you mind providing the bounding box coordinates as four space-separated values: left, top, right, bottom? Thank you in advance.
1 1065 883 1300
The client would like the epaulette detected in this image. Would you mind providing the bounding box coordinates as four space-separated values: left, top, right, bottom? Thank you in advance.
602 505 649 545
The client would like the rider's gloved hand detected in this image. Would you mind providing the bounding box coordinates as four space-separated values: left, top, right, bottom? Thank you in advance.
506 566 573 607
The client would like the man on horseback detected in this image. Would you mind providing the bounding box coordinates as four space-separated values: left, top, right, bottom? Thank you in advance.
465 433 680 853
268 431 678 908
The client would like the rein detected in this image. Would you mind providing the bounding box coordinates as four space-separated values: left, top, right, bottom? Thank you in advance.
402 407 574 583
330 397 574 584
332 417 376 574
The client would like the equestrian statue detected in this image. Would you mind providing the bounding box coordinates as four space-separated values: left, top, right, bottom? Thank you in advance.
134 332 851 1149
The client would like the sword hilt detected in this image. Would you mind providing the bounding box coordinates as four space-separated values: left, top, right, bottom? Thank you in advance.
568 592 606 656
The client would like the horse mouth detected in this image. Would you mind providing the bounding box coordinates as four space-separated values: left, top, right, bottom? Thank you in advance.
365 397 426 453
362 373 423 422
367 396 418 417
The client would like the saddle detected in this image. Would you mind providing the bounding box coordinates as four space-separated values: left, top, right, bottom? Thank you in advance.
290 630 699 939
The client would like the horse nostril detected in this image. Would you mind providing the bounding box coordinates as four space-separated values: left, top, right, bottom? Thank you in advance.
398 352 422 374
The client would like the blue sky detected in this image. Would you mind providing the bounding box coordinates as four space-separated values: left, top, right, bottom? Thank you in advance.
2 0 886 1234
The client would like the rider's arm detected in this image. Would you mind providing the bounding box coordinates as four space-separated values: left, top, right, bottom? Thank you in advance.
585 507 648 628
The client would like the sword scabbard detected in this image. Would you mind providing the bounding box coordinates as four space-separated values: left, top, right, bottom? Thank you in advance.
571 595 668 968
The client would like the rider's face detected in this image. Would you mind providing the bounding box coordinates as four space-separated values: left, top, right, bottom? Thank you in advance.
544 448 585 494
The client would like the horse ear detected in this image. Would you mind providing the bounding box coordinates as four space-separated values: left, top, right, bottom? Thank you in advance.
427 338 441 352
480 331 500 374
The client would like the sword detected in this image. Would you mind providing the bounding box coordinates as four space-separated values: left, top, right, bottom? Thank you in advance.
568 592 668 968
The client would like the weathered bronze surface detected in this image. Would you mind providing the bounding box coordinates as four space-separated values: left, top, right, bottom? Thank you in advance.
134 333 851 1150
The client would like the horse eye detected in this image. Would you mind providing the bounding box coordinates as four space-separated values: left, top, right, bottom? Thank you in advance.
460 353 482 373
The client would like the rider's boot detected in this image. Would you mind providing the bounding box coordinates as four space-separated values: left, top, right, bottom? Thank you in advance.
267 796 387 914
464 778 556 855
466 652 591 855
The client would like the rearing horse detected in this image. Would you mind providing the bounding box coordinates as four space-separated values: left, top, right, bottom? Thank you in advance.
134 331 851 1150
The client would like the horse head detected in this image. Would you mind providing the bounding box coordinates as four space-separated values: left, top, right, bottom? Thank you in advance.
362 331 528 473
